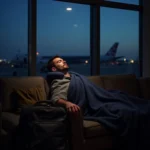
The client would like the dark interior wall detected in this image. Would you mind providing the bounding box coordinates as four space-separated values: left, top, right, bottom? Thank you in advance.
142 0 150 77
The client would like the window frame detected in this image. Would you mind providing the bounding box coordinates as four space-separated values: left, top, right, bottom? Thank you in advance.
28 0 142 76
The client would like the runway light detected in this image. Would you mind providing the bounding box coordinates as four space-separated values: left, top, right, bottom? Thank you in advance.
66 7 72 11
130 59 134 64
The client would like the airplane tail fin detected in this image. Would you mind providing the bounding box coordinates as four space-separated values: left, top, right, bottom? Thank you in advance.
105 42 119 57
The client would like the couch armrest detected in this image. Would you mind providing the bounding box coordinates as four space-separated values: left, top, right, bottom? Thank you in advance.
68 110 84 150
138 77 150 99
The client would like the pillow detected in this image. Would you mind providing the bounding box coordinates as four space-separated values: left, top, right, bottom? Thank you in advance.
46 72 64 85
12 86 45 111
46 72 64 80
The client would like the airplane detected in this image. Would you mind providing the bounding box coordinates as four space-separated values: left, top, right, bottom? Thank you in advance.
39 42 124 65
100 42 124 63
39 42 124 72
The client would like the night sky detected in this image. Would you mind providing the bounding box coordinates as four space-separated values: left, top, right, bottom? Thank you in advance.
0 0 139 60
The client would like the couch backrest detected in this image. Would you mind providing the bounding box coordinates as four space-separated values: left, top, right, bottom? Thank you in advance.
0 76 49 111
1 74 149 112
88 74 140 97
138 77 150 100
87 76 105 88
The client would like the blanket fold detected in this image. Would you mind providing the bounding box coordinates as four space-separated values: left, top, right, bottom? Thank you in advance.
67 72 150 150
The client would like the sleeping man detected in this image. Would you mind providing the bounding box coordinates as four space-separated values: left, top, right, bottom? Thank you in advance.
46 55 150 150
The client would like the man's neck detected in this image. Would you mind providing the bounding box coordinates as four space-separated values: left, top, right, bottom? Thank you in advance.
64 72 70 77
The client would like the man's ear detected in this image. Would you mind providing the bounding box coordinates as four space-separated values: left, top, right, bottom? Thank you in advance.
52 67 57 72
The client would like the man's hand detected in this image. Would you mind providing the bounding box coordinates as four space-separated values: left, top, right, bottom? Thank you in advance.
65 101 80 113
55 99 80 114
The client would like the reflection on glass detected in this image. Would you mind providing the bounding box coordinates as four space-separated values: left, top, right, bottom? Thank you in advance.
37 0 90 77
0 0 28 77
104 0 139 5
100 7 140 77
66 7 72 11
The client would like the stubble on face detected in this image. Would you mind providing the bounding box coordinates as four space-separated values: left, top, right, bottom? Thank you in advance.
53 57 69 72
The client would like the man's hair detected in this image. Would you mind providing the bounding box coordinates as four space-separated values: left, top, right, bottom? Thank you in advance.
47 55 60 71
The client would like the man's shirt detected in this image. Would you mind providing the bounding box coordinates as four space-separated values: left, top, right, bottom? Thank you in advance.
50 77 71 104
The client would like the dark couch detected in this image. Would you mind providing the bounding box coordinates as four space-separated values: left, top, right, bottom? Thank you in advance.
0 74 150 150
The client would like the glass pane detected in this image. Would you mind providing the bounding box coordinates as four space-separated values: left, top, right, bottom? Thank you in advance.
0 0 28 77
100 7 140 77
37 0 90 77
104 0 139 5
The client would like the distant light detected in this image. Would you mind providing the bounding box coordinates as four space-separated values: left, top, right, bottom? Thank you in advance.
36 52 39 55
124 58 126 62
85 60 88 64
66 7 72 11
130 59 134 63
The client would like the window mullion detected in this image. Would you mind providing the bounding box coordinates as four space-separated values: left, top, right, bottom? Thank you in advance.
90 5 100 75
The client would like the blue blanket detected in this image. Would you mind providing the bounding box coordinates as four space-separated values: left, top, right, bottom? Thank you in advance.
67 72 150 149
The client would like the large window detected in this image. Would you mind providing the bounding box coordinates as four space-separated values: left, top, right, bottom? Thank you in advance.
0 0 141 77
100 7 140 76
104 0 139 5
0 0 28 77
37 0 90 77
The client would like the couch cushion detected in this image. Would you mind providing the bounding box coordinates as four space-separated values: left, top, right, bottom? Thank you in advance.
138 77 150 100
87 76 104 88
12 86 45 112
83 120 111 138
0 76 49 111
100 74 139 97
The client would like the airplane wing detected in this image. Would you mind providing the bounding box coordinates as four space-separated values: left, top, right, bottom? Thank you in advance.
114 56 124 60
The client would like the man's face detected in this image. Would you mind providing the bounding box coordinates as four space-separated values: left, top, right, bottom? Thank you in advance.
52 57 69 72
